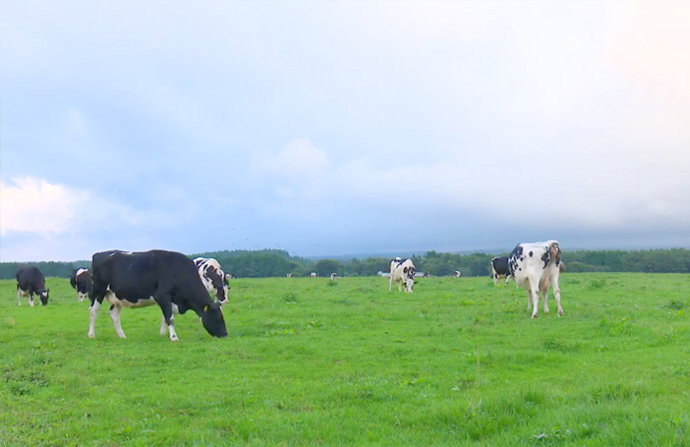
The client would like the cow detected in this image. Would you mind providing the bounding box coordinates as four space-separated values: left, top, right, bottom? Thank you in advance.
70 268 92 302
507 240 563 319
16 267 50 306
389 257 416 292
330 272 337 281
453 270 462 278
88 250 227 341
287 273 292 278
490 256 512 286
310 272 317 277
226 273 237 280
423 272 432 278
193 257 230 304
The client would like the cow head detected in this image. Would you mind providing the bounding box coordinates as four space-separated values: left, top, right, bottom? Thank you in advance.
201 302 228 338
39 289 50 305
403 266 416 292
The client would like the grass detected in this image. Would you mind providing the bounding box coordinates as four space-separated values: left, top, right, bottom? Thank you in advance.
1 273 690 446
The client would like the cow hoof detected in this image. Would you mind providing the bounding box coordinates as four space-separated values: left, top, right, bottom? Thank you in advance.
88 333 95 338
170 337 179 342
558 311 564 316
531 314 538 319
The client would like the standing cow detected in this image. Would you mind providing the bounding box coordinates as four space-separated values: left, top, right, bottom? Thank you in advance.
490 256 512 286
330 273 337 281
70 268 92 302
389 257 416 292
508 240 563 319
16 267 50 306
193 257 230 304
88 250 227 341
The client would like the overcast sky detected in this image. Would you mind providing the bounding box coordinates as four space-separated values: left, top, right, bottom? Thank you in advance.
1 1 689 262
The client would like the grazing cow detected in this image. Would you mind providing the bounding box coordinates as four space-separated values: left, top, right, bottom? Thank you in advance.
507 240 563 319
70 268 92 302
310 272 317 277
490 256 512 286
389 257 416 292
423 272 432 278
226 273 237 280
193 257 230 304
453 270 462 278
16 267 50 306
287 273 292 278
330 272 337 281
88 250 227 341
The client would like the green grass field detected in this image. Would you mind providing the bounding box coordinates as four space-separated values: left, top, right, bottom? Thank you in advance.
2 273 690 446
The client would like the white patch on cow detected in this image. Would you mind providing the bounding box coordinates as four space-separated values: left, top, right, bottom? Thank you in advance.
76 268 88 276
77 291 88 302
167 317 179 342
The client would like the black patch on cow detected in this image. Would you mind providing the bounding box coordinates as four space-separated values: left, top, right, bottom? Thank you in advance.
541 251 550 268
529 251 533 257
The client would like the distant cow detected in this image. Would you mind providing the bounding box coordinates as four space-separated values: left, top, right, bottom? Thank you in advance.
16 267 50 306
508 240 563 319
490 256 512 286
226 273 237 280
193 257 230 304
310 272 317 277
287 273 292 278
423 272 432 278
330 273 337 281
88 250 227 341
453 270 462 278
70 268 92 302
389 257 416 292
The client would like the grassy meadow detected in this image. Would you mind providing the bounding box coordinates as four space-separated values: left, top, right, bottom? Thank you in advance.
2 273 690 446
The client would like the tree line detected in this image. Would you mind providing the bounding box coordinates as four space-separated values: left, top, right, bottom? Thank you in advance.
2 248 690 280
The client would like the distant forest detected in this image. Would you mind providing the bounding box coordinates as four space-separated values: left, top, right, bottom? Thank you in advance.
2 248 690 280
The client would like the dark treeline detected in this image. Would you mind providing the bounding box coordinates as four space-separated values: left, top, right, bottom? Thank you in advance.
2 248 690 280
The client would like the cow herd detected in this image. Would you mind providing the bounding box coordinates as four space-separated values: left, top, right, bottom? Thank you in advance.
14 240 564 342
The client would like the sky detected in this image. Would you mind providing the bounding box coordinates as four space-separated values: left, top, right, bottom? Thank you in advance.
1 1 689 262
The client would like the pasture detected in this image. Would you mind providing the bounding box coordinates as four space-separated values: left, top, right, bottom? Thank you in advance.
2 273 690 446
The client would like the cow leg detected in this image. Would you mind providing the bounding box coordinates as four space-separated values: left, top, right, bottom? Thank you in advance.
493 273 499 286
530 286 540 319
29 293 35 307
388 276 393 292
88 300 102 338
552 275 563 316
160 315 168 335
109 304 127 338
542 289 550 314
17 289 21 306
505 275 510 286
156 293 179 342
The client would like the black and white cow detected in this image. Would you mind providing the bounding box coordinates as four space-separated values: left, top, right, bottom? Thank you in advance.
453 270 462 278
389 257 416 292
193 257 230 304
507 240 563 319
16 267 50 306
70 268 92 302
88 250 227 341
286 273 292 278
490 256 512 286
330 273 337 281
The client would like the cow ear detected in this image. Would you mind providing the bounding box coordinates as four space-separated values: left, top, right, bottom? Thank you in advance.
204 304 210 312
403 267 408 273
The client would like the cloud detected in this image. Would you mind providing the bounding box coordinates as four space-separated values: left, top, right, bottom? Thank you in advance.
0 177 88 235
